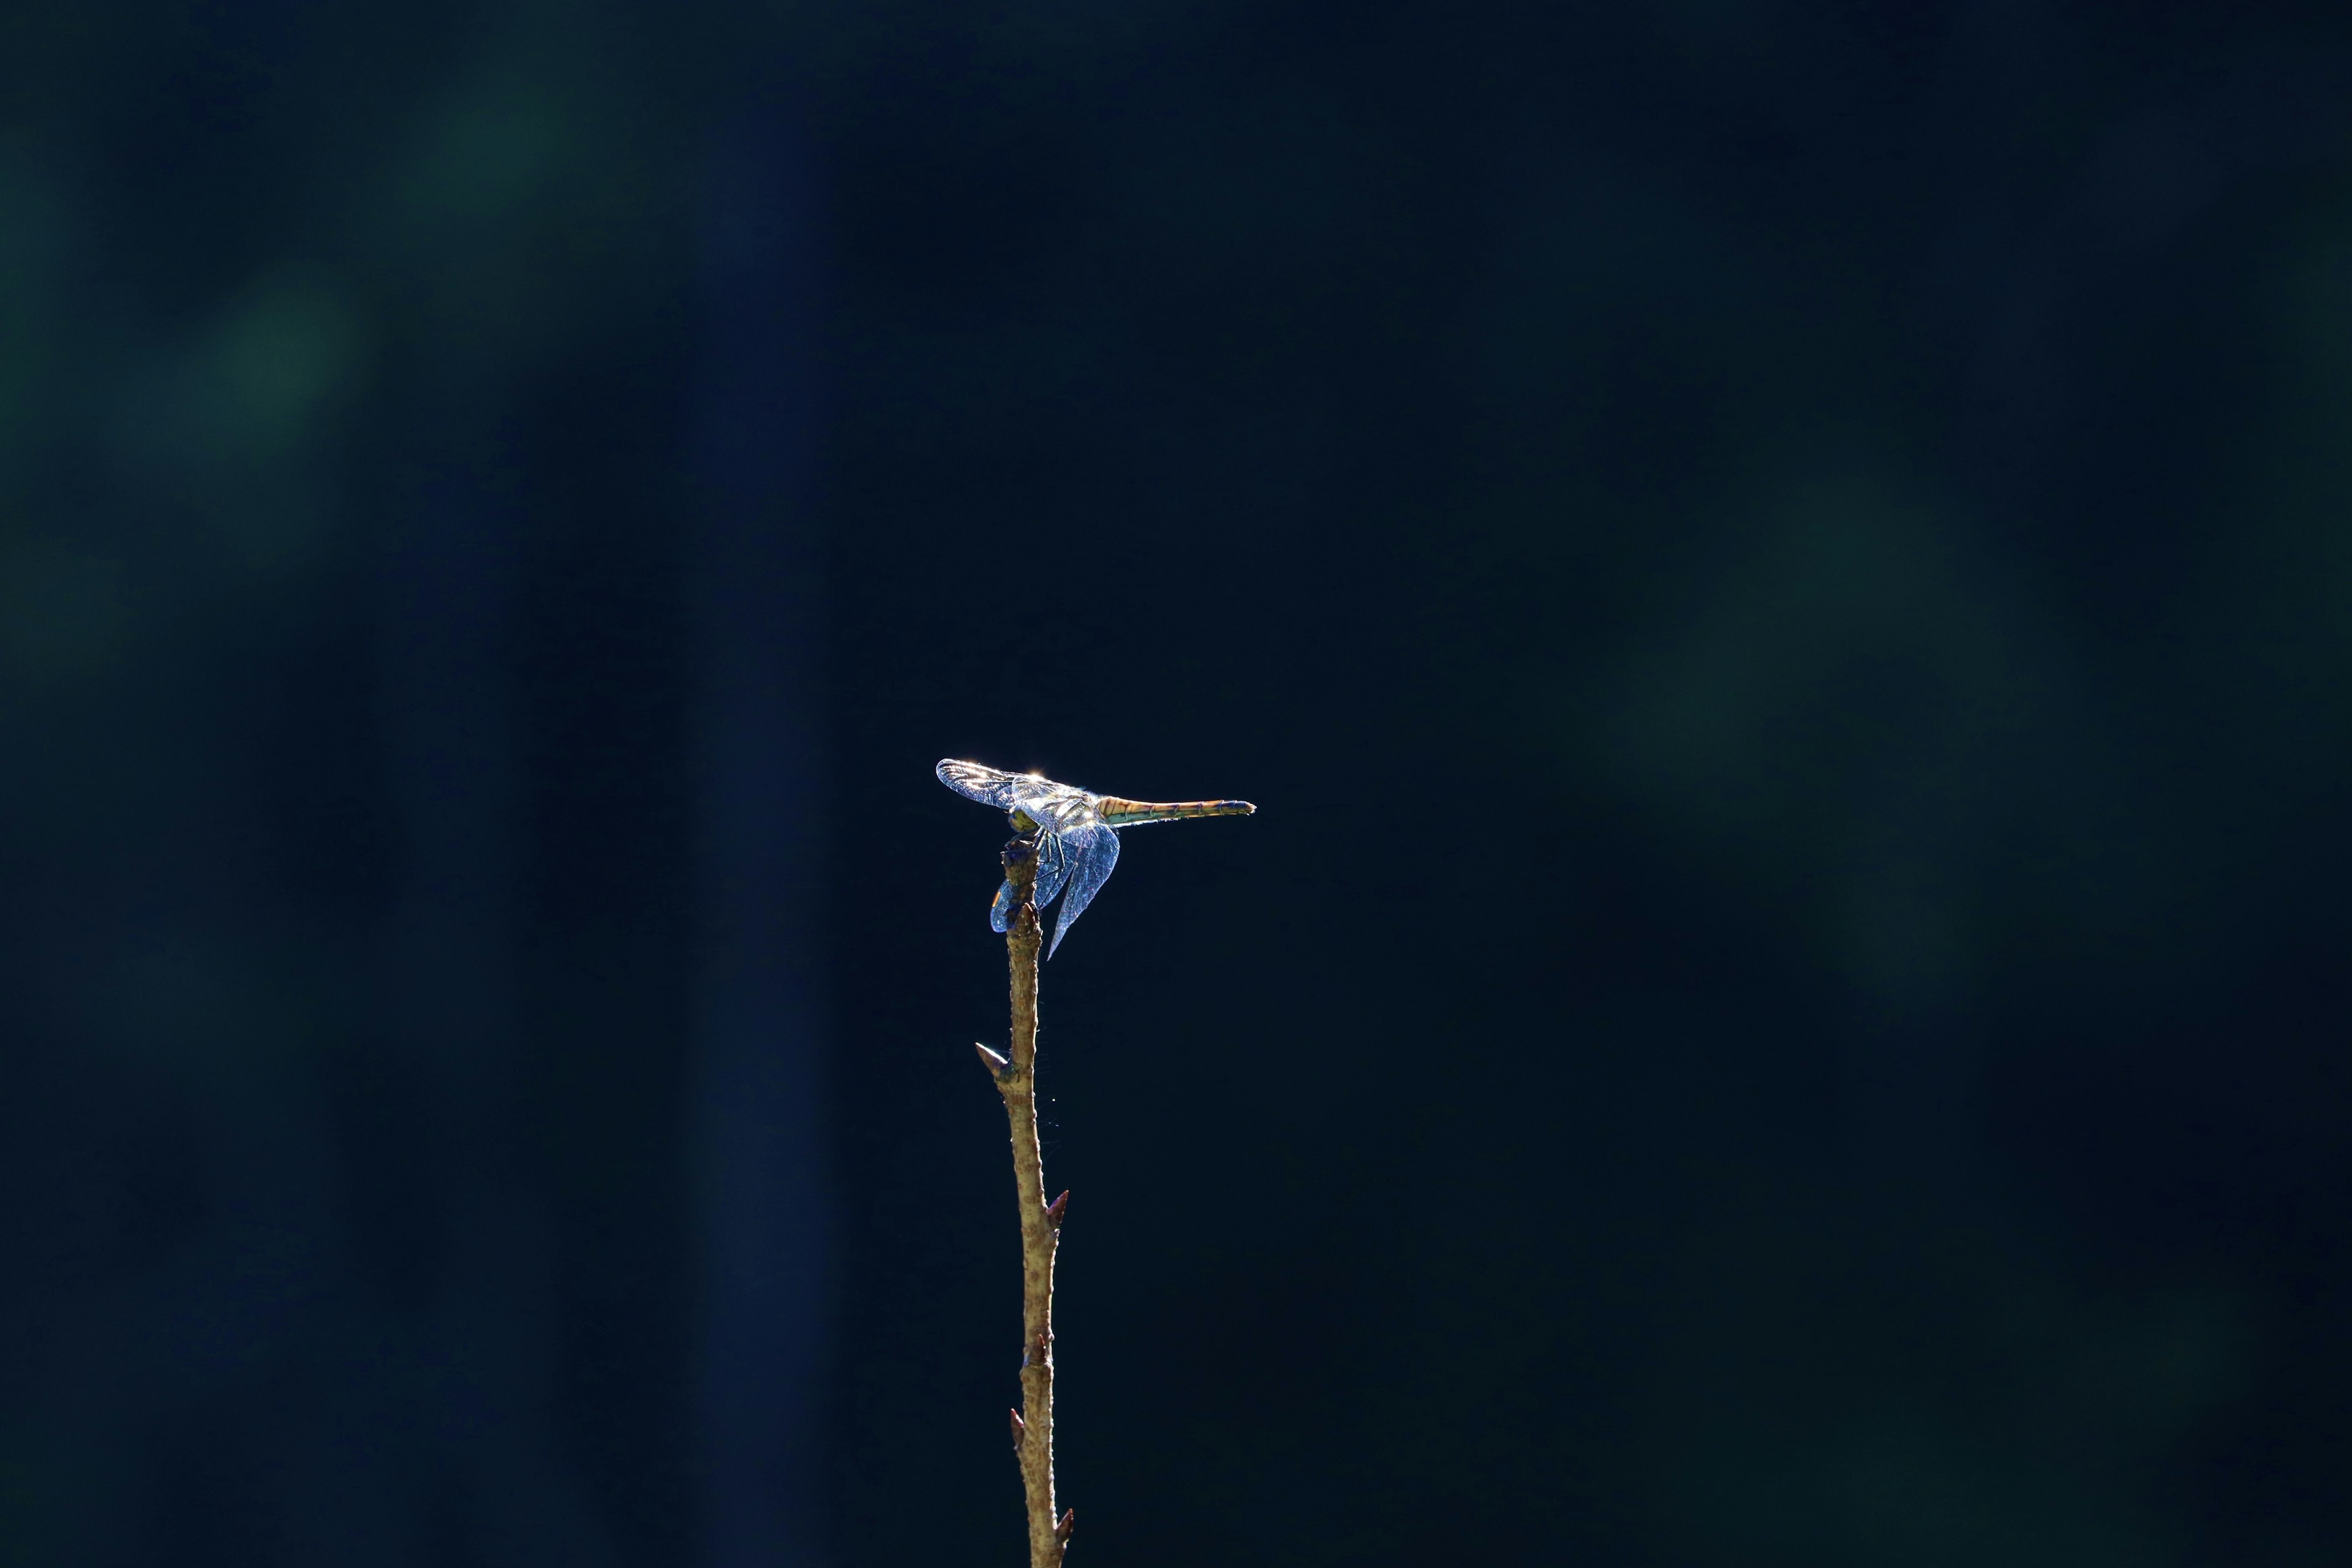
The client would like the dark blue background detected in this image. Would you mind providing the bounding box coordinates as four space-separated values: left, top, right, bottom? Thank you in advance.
5 1 2351 1563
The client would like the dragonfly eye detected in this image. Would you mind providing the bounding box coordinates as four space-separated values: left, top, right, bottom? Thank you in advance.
1009 808 1039 834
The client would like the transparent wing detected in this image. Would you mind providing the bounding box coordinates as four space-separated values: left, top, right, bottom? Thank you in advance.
1046 824 1120 959
1033 829 1077 912
937 760 1107 831
937 759 1034 811
987 832 1076 934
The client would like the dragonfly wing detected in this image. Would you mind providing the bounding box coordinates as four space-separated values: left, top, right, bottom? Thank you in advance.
1046 824 1120 959
937 759 1036 812
1033 829 1077 912
989 834 1069 932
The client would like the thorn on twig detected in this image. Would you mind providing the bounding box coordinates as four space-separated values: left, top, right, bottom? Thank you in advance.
1045 1190 1069 1227
1055 1508 1076 1544
974 1042 1011 1078
1009 1409 1026 1450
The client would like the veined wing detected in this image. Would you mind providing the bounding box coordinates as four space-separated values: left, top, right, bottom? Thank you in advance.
1046 823 1120 959
937 759 1038 812
986 829 1078 935
937 759 1101 826
1033 829 1079 912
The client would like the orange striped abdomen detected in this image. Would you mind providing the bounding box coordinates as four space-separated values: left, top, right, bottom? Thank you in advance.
1096 797 1256 826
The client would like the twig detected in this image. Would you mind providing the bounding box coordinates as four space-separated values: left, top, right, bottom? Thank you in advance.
977 833 1074 1566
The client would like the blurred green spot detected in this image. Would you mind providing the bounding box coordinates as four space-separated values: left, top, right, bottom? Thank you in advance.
404 91 563 227
207 280 360 455
0 541 123 681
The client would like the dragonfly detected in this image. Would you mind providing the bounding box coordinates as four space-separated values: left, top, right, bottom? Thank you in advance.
937 760 1256 957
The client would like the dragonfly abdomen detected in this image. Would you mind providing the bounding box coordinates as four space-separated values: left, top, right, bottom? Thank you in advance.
1096 797 1257 826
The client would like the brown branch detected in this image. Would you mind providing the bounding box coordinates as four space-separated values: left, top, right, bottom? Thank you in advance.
980 834 1071 1566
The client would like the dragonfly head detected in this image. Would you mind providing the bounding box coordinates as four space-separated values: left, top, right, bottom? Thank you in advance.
1009 807 1040 834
